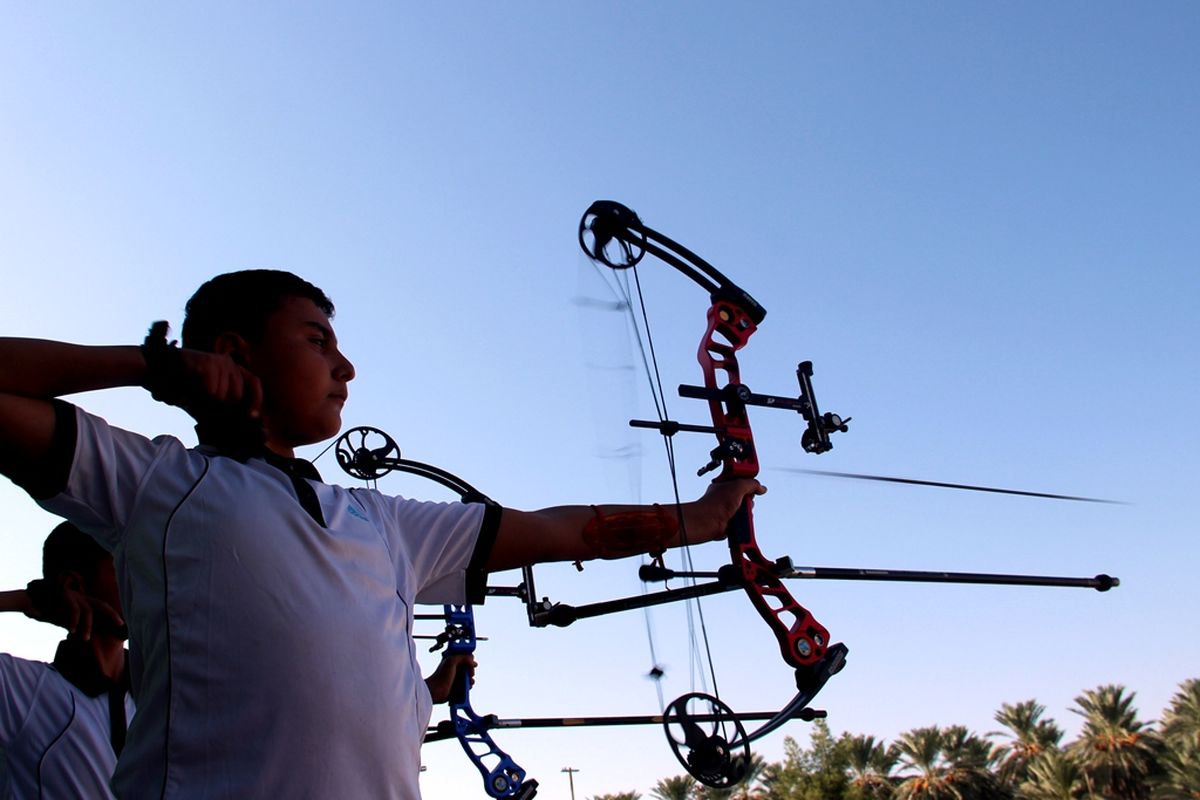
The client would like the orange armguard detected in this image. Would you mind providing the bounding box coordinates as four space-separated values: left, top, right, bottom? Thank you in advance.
581 504 679 559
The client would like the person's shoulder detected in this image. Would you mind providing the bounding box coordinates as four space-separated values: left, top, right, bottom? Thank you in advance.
71 404 193 461
0 652 44 670
0 651 53 686
70 404 184 446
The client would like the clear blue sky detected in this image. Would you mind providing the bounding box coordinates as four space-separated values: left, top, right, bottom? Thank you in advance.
1 4 1197 798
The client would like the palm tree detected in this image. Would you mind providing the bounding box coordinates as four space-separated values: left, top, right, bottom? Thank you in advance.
728 754 768 800
1068 684 1159 799
893 726 956 800
992 700 1064 788
844 734 897 799
1152 743 1200 800
1155 678 1200 799
689 753 767 800
941 725 1004 799
1158 678 1200 749
1018 749 1089 800
650 774 697 800
693 785 735 800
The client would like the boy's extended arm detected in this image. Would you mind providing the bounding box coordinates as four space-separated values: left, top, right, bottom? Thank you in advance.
0 337 260 491
487 479 764 572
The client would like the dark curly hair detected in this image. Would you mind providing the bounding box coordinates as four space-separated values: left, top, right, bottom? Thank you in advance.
43 521 110 581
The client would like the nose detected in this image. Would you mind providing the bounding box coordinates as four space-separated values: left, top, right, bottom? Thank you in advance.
334 348 356 382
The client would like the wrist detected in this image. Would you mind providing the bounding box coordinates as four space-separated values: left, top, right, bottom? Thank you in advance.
140 321 187 404
23 579 56 618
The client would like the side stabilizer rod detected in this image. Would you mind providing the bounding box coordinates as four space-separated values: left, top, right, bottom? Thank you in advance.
425 708 823 743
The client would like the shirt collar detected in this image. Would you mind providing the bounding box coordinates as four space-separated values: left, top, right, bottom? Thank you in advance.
52 640 129 698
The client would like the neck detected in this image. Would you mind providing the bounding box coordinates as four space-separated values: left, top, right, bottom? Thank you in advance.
265 439 296 459
54 636 126 694
91 636 126 683
194 415 268 456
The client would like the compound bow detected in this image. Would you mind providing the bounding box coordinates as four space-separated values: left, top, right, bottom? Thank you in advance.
521 200 1117 787
331 201 1120 792
575 199 850 786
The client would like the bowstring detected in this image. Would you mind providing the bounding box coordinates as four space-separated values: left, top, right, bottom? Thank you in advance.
601 261 722 705
578 259 669 712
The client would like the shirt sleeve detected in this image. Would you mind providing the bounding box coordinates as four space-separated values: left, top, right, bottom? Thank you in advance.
36 404 188 552
361 492 496 605
0 654 40 745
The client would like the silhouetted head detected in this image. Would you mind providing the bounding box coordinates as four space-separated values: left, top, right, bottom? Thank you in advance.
181 270 354 454
181 270 334 352
43 521 120 614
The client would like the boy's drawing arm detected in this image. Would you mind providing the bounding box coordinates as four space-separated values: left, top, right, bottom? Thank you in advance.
485 479 764 572
0 337 260 490
0 339 147 489
0 589 33 616
1 580 125 639
20 579 125 640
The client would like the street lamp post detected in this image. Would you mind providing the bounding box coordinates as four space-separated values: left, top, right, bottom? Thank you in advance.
561 766 580 800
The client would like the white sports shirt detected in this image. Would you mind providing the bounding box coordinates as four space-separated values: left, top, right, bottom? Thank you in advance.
0 654 135 800
39 405 494 800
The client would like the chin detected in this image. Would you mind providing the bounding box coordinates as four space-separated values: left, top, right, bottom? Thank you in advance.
315 414 344 442
286 418 342 449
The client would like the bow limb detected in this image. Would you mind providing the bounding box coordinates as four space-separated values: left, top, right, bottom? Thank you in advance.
696 293 837 673
439 604 538 800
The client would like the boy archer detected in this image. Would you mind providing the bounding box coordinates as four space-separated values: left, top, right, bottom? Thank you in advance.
0 269 761 799
1 521 134 798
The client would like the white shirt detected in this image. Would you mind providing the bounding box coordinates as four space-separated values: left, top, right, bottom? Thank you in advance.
40 406 489 799
0 653 135 800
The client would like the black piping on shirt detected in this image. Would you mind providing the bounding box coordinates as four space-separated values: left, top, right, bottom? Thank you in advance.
157 459 210 800
466 504 502 605
36 691 77 799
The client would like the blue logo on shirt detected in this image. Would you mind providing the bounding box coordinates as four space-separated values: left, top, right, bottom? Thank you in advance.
347 505 370 523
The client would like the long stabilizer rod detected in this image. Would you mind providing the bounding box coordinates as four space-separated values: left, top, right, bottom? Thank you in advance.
776 565 1119 591
638 563 1119 592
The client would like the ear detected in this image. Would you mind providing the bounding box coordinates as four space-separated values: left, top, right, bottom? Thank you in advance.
213 332 251 366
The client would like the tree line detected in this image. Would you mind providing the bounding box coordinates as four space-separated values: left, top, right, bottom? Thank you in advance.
590 678 1199 800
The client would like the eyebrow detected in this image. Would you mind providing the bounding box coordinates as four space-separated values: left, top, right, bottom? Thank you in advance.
302 320 336 342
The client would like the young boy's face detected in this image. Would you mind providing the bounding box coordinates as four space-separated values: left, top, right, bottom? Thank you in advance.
244 295 355 454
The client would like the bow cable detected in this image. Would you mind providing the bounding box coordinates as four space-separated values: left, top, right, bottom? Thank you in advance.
586 253 730 724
